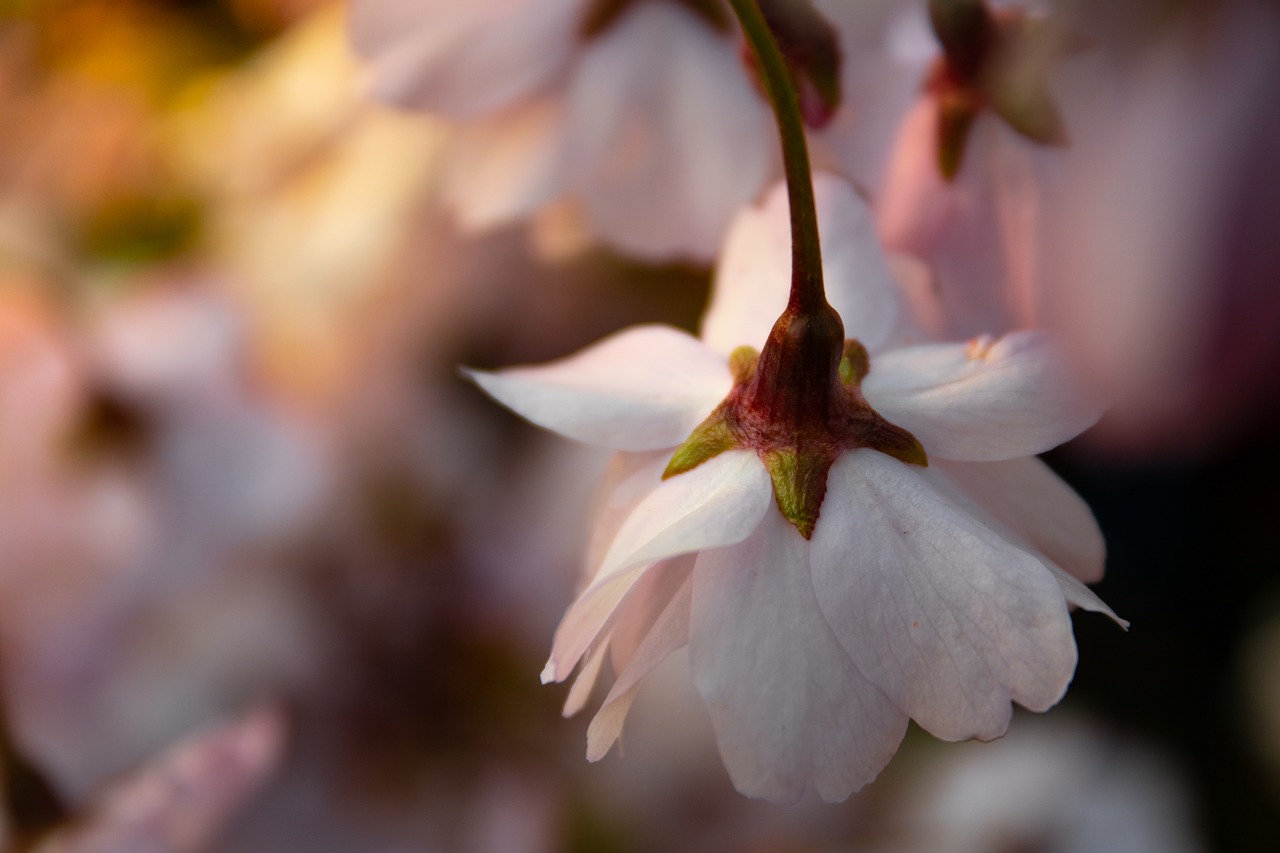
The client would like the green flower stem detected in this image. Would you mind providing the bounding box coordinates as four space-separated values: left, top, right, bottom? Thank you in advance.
727 0 826 313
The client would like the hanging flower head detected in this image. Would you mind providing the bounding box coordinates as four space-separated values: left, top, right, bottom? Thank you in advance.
348 0 848 261
874 0 1087 338
465 0 1121 802
466 173 1122 803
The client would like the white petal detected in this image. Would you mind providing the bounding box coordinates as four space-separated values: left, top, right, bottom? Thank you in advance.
607 555 693 680
581 451 671 585
703 174 907 356
927 460 1125 629
464 325 731 451
862 331 1103 461
936 458 1106 584
563 640 609 717
567 4 774 261
441 96 572 229
352 0 580 120
1046 562 1128 629
587 567 693 760
541 562 652 685
593 450 770 582
586 686 640 762
691 505 909 804
544 451 769 681
811 450 1077 742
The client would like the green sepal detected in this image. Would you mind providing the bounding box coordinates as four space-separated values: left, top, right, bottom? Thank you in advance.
986 63 1067 147
763 448 834 540
985 14 1073 147
729 345 760 385
869 421 929 468
838 339 870 387
663 406 739 480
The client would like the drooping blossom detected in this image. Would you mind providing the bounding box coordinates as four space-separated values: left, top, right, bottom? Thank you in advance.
862 0 1084 338
468 174 1121 802
1040 0 1280 454
350 0 859 261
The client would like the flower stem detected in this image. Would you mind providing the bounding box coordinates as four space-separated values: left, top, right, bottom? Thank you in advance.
727 0 826 313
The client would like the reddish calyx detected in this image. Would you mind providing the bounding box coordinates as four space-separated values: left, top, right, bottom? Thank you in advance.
665 301 926 539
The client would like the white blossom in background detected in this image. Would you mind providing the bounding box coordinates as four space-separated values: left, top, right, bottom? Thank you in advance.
351 0 881 261
468 175 1121 803
880 715 1205 853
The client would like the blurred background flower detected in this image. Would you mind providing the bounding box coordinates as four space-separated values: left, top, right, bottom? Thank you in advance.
0 0 1277 851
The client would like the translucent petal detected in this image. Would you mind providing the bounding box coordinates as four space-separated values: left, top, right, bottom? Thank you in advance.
862 332 1103 461
691 505 909 803
464 325 730 451
811 450 1077 741
352 0 580 120
935 457 1105 584
543 452 769 682
568 3 774 261
703 174 907 355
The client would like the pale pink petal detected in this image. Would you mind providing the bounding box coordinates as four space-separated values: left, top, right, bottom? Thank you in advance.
879 99 1049 337
351 0 581 120
1045 562 1128 629
567 3 775 261
691 504 909 804
862 331 1102 461
441 96 572 229
586 687 640 762
563 640 609 717
810 0 926 191
702 173 908 355
581 451 670 584
886 251 949 345
544 451 769 682
463 325 731 451
924 460 1125 628
606 555 693 679
40 706 285 853
587 568 692 760
592 450 769 583
877 98 954 260
811 450 1077 742
540 562 658 685
936 457 1105 584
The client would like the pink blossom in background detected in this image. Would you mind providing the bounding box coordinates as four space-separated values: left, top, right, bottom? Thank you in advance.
868 1 1080 340
877 96 1053 338
1042 0 1280 455
469 175 1121 802
36 706 285 853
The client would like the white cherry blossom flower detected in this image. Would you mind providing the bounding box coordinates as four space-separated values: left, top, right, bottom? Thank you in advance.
351 0 855 261
468 174 1121 803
